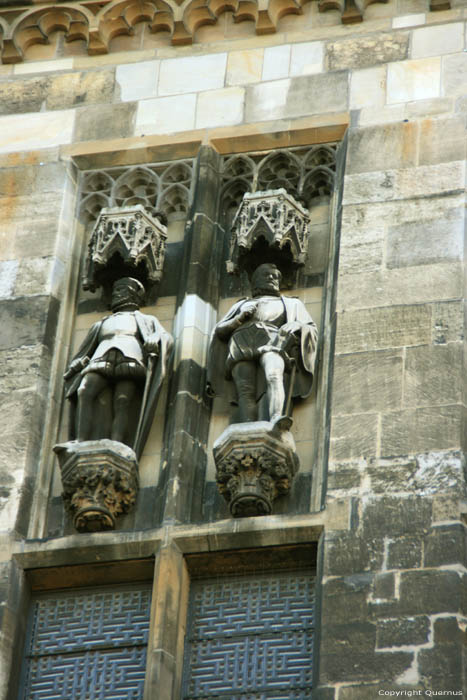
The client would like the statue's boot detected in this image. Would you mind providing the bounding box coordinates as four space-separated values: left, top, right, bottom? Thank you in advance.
271 414 293 432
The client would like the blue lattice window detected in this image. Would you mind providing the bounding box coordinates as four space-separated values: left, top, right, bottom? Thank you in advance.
18 583 152 700
182 569 315 700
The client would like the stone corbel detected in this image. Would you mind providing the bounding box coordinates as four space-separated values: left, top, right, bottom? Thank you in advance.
54 440 138 532
214 422 299 517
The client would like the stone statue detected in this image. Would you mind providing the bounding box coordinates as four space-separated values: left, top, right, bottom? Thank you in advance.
63 276 173 459
207 263 318 427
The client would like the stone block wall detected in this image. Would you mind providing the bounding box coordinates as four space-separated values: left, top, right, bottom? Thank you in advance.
0 0 466 697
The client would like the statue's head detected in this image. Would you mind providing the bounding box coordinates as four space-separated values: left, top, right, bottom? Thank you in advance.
111 277 145 311
251 263 282 297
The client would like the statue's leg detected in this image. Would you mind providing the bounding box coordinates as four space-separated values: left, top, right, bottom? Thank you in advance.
231 361 257 422
112 379 137 444
259 351 285 422
76 372 108 441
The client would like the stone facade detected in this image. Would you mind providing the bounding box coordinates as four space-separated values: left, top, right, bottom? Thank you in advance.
0 0 466 698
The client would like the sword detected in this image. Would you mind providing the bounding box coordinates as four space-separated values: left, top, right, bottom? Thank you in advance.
134 353 157 457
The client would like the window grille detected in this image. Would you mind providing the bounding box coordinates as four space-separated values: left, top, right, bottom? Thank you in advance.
182 569 315 700
19 583 152 700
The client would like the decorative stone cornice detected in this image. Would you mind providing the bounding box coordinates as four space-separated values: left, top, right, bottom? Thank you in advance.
0 0 452 62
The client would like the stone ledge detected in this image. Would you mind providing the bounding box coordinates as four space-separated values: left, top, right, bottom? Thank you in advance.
61 112 349 168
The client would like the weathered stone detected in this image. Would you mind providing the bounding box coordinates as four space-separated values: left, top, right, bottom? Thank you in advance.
335 304 432 354
46 70 115 110
0 345 50 393
386 207 464 269
398 569 462 615
244 71 348 123
343 162 465 205
387 57 441 104
381 406 462 456
336 263 462 313
0 295 59 351
442 52 467 98
135 93 196 136
418 115 467 165
376 616 430 648
158 53 227 96
0 76 46 114
346 122 418 174
387 536 423 569
196 87 245 129
116 60 159 102
404 344 462 408
74 102 136 141
361 496 431 539
338 686 381 700
419 627 462 691
324 533 383 575
373 572 395 600
432 300 464 345
326 32 409 71
0 160 68 198
350 66 386 110
320 621 376 655
0 110 75 153
329 413 378 461
321 574 373 625
432 494 463 523
366 460 418 494
327 464 361 491
332 349 403 415
320 648 413 683
424 524 466 567
412 22 464 59
314 688 336 700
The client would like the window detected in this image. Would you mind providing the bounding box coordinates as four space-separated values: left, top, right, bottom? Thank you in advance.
19 583 152 700
182 568 315 699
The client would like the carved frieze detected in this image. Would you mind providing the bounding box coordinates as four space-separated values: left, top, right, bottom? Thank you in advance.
0 0 449 63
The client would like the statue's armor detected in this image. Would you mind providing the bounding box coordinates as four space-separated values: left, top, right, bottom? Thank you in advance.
82 312 146 380
225 296 292 378
90 312 144 363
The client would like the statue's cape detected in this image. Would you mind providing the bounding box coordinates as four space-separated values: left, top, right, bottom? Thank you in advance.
65 310 173 459
207 295 318 403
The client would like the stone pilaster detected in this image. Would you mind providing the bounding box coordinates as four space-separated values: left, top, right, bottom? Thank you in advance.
161 146 223 523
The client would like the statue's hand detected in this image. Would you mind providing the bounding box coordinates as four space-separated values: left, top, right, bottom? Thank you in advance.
280 321 302 336
144 340 160 356
63 356 89 379
239 301 257 321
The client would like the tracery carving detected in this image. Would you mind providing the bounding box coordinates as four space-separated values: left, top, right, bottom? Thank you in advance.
220 145 338 221
79 158 194 226
0 0 448 62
